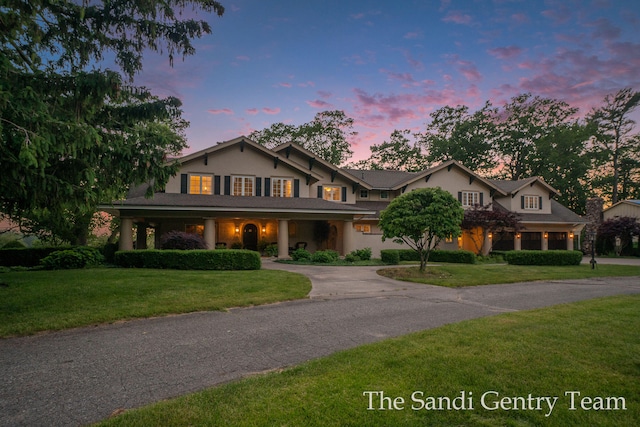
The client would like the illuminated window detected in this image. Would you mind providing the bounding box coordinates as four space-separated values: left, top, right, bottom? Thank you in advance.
272 178 292 198
355 224 371 233
323 186 341 201
185 224 204 237
461 191 479 207
524 195 539 210
233 176 254 196
189 175 212 195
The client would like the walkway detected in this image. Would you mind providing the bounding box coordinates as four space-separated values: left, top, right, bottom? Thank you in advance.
1 260 639 426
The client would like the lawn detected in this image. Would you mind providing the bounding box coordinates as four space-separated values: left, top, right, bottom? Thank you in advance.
378 263 640 287
0 268 311 337
96 294 640 426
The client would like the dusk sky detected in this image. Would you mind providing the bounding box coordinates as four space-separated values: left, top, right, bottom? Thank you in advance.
136 0 640 163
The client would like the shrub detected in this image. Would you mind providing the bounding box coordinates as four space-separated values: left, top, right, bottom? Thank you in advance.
160 231 208 250
1 240 26 249
391 249 476 264
381 250 400 265
41 247 104 270
504 250 583 266
101 242 119 264
351 247 372 261
344 253 359 263
114 249 261 270
290 248 311 261
0 246 74 267
264 244 278 257
311 250 339 263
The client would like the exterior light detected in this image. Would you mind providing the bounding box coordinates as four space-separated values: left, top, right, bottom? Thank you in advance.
235 226 240 234
569 232 574 239
488 233 493 239
544 232 548 239
262 226 266 233
516 233 521 239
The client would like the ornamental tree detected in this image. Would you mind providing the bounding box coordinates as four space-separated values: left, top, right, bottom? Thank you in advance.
379 187 464 271
597 216 640 256
461 204 521 254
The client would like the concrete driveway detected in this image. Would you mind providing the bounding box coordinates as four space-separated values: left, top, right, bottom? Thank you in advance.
1 260 639 426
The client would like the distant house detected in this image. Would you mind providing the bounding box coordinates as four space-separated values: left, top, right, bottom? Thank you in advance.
603 200 640 221
100 136 586 257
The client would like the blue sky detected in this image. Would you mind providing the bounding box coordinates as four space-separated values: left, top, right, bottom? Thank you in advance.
136 0 640 162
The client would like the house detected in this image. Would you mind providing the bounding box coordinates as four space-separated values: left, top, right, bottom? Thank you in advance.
603 200 640 221
100 136 586 257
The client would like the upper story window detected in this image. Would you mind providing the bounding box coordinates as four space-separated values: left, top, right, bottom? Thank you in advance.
380 191 389 199
524 195 539 210
359 189 369 199
272 178 292 198
189 174 212 195
233 176 254 196
324 186 341 201
461 191 480 207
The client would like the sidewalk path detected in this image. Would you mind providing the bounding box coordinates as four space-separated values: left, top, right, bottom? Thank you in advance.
1 261 639 426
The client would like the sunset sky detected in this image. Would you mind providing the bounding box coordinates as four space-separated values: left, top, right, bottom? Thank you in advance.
136 0 640 163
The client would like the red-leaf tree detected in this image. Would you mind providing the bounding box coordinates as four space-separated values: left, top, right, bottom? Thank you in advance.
461 204 521 254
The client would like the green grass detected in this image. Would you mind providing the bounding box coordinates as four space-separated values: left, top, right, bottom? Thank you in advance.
0 268 311 337
378 263 640 287
96 294 640 426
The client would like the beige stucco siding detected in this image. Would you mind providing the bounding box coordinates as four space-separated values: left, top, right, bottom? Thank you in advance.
403 167 492 207
494 183 552 214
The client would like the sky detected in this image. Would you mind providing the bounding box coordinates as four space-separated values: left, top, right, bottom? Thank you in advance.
135 0 640 163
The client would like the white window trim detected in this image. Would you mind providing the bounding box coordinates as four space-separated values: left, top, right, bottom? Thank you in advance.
189 174 213 195
232 175 254 196
524 195 539 210
461 191 480 207
323 186 341 201
272 177 293 198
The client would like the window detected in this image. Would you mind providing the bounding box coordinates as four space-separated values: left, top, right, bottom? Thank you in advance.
272 178 292 198
189 175 212 195
524 195 539 210
355 224 371 233
359 189 369 199
233 176 254 196
461 191 480 207
185 224 204 237
380 191 389 199
323 186 341 201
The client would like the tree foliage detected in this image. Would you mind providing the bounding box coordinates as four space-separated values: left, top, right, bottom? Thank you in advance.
597 216 640 256
587 88 640 204
379 188 463 271
348 129 428 171
0 0 224 244
250 110 355 165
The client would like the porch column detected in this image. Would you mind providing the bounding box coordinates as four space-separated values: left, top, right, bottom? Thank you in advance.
204 218 216 249
135 223 147 249
542 232 549 251
119 217 134 251
514 233 522 251
277 219 289 258
343 220 354 255
567 231 575 251
483 233 492 256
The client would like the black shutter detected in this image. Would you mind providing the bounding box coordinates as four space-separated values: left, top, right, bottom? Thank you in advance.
265 178 271 197
458 192 462 203
256 177 262 196
539 196 543 210
224 176 231 195
341 187 347 202
180 174 188 194
214 176 221 195
317 186 323 198
294 179 300 197
479 192 484 206
521 196 525 209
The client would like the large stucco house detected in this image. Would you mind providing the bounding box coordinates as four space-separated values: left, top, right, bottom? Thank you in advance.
101 136 586 258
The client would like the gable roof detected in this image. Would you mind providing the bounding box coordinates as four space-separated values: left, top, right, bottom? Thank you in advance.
493 199 586 224
489 177 559 196
342 169 417 190
603 199 640 212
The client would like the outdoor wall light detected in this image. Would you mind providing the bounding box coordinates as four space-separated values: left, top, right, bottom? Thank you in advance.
488 233 493 239
569 232 574 239
235 226 240 234
516 233 521 239
262 226 266 233
544 232 549 239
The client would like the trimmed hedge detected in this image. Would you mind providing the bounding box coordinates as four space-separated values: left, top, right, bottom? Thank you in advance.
381 249 400 265
114 249 261 270
504 250 583 266
41 247 105 270
0 246 74 267
382 249 476 264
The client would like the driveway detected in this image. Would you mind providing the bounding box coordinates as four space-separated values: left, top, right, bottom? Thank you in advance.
1 260 639 426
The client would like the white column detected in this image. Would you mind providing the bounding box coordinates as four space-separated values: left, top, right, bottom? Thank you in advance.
514 233 522 251
483 233 492 256
119 218 134 251
277 219 289 258
343 220 354 255
567 231 574 251
542 232 549 251
204 218 216 249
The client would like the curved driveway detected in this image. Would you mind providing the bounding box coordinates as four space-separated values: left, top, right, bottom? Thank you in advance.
1 260 639 426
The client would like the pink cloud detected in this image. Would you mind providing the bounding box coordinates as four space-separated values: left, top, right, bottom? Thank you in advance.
207 108 234 115
541 6 572 24
297 81 316 87
306 99 333 109
456 60 482 82
317 90 333 99
278 82 292 88
246 108 259 115
442 11 473 25
380 69 415 85
262 107 281 115
487 45 523 59
587 18 621 41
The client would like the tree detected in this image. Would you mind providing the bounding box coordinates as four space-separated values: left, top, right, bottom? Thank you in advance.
461 204 521 254
379 188 463 271
420 103 497 174
348 129 429 171
1 1 224 244
587 88 640 204
597 216 640 256
250 110 355 165
493 93 579 180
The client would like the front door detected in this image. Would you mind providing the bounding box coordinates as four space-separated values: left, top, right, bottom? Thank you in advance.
243 224 258 251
